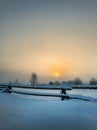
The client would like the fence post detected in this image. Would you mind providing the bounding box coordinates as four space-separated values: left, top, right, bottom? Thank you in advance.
61 88 66 100
3 86 12 93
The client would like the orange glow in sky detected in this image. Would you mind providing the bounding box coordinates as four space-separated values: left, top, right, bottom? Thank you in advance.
49 64 68 78
0 0 97 82
54 71 60 77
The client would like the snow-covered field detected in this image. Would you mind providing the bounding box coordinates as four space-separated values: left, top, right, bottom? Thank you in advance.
0 91 97 130
67 89 97 98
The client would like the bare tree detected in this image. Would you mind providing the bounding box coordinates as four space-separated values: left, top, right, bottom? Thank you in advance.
73 78 83 85
89 78 97 85
30 72 38 85
54 81 60 85
49 81 54 85
14 79 19 85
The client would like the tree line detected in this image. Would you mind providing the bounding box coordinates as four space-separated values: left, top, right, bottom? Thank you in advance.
30 73 97 85
9 72 97 85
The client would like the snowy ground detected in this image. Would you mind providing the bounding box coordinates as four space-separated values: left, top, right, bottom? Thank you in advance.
0 93 97 130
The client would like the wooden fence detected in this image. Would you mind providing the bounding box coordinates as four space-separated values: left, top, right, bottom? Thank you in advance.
0 84 72 100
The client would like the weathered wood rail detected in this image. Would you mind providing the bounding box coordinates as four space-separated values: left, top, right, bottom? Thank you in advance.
0 84 71 100
71 85 97 89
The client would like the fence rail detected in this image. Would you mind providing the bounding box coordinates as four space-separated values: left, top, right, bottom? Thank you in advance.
0 84 71 90
0 84 72 100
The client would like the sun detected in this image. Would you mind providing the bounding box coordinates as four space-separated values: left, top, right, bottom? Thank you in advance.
49 65 64 78
54 71 60 77
48 63 69 78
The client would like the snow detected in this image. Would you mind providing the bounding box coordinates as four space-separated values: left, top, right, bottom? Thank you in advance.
0 92 97 130
67 89 97 98
66 94 97 101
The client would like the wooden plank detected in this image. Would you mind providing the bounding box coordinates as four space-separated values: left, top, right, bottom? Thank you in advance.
9 90 69 99
71 86 97 89
0 86 6 89
0 84 72 90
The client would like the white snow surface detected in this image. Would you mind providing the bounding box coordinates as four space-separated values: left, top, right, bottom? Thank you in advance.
0 93 97 130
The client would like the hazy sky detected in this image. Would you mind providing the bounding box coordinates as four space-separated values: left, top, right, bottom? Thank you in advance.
0 0 97 83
